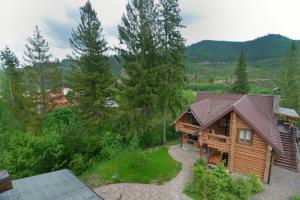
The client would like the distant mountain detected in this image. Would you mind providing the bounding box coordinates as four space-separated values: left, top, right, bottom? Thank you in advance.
186 34 300 63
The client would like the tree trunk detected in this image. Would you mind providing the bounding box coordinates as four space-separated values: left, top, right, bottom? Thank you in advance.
8 75 15 109
40 69 47 115
163 107 167 144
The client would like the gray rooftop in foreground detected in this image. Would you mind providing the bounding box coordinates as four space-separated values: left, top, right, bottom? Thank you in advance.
0 169 104 200
277 107 300 118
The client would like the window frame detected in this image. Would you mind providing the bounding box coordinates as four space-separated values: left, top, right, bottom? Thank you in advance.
237 128 253 145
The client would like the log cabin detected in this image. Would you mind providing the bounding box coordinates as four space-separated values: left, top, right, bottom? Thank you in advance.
174 93 299 183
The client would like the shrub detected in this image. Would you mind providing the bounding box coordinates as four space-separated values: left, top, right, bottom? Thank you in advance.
249 173 263 193
99 132 124 159
111 172 120 183
185 182 196 194
2 131 43 179
230 177 252 200
211 162 230 191
192 165 224 200
194 157 206 168
68 153 87 174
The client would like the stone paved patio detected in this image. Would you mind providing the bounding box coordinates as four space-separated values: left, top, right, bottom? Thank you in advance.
94 144 199 200
94 144 300 200
252 166 300 200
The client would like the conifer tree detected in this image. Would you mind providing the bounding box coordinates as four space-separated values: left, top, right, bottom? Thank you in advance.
23 26 62 121
232 52 249 94
118 0 159 135
69 1 114 128
0 47 20 110
157 0 185 143
276 42 300 110
0 47 29 129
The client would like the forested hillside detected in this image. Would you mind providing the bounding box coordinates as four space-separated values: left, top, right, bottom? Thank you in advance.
186 34 299 63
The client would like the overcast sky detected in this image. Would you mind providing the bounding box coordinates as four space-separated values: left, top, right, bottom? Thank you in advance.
1 0 300 61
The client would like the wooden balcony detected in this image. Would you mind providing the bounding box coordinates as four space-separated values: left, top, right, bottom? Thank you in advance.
176 122 201 135
200 132 231 153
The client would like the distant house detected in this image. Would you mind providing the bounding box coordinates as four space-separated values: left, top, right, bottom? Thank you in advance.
48 91 69 110
174 93 299 183
0 169 104 200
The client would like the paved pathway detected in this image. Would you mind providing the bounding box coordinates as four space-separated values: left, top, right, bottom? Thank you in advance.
252 166 300 200
94 145 199 200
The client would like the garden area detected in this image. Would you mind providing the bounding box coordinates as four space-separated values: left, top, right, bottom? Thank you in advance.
185 158 264 200
81 146 182 188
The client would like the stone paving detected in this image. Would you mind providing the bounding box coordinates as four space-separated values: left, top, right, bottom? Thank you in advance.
94 144 300 200
94 144 199 200
252 166 300 200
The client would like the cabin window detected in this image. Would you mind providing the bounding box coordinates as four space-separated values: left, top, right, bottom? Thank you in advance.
238 129 252 144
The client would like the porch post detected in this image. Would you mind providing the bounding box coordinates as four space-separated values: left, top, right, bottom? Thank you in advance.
180 132 183 148
200 145 203 156
229 112 237 173
264 145 272 183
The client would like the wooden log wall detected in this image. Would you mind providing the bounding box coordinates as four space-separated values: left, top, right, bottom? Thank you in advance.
232 115 269 181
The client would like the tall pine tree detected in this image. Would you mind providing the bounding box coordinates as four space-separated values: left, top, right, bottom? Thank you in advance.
69 1 114 128
118 0 159 136
23 26 62 125
157 0 185 143
0 47 20 110
232 52 249 94
276 42 300 110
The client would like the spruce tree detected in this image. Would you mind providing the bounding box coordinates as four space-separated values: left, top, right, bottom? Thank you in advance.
23 26 62 122
69 1 114 128
0 47 20 110
0 47 28 129
276 42 300 110
118 0 159 135
157 0 185 143
232 52 249 94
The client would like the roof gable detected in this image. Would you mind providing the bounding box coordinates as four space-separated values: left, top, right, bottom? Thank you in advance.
232 96 283 153
193 93 283 154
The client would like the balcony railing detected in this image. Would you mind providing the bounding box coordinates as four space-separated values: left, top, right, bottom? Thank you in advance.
200 132 230 152
176 122 201 135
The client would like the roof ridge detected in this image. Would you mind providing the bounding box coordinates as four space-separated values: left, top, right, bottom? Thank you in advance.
197 92 275 98
234 95 271 120
233 94 247 106
203 99 212 124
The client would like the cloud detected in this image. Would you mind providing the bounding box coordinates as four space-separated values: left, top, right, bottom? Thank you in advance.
42 18 73 49
1 0 300 60
182 13 202 26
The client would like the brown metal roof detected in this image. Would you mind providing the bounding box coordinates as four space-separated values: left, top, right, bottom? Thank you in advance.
192 93 284 154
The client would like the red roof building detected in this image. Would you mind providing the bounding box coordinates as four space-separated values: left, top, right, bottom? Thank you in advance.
174 92 299 183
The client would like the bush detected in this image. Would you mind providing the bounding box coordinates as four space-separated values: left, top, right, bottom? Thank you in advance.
2 131 43 179
230 177 252 200
99 132 124 159
211 162 230 191
68 153 87 174
249 173 263 193
194 157 206 168
192 165 224 200
185 182 196 194
111 172 120 183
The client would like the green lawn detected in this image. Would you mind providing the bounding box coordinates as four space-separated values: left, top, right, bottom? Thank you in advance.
81 147 182 188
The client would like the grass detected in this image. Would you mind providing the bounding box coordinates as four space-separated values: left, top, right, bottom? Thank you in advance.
81 147 182 188
291 195 300 200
